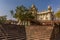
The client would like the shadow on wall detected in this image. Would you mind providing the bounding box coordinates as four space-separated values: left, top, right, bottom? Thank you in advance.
50 23 60 40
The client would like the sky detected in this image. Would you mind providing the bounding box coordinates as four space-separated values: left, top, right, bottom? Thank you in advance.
0 0 60 20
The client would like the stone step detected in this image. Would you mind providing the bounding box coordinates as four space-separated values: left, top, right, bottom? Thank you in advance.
0 35 5 39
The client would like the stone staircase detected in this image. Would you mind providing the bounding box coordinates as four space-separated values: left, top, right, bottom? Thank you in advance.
0 29 6 40
0 23 60 40
0 24 26 40
26 25 54 40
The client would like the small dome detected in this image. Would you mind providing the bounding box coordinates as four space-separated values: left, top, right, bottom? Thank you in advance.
31 4 35 8
48 5 52 10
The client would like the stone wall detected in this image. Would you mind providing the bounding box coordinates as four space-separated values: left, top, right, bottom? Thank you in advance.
50 23 60 40
26 25 54 40
0 23 60 40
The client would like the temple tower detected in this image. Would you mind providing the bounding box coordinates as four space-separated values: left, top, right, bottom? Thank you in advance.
48 5 52 12
30 4 37 20
47 5 54 20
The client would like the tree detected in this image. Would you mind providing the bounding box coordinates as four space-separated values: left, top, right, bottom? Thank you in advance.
0 16 7 23
15 5 28 25
10 5 35 25
55 10 60 19
10 10 14 16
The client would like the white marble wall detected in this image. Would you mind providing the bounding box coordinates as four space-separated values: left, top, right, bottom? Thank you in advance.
37 13 52 21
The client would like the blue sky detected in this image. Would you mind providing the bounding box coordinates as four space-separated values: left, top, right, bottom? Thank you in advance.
0 0 60 20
